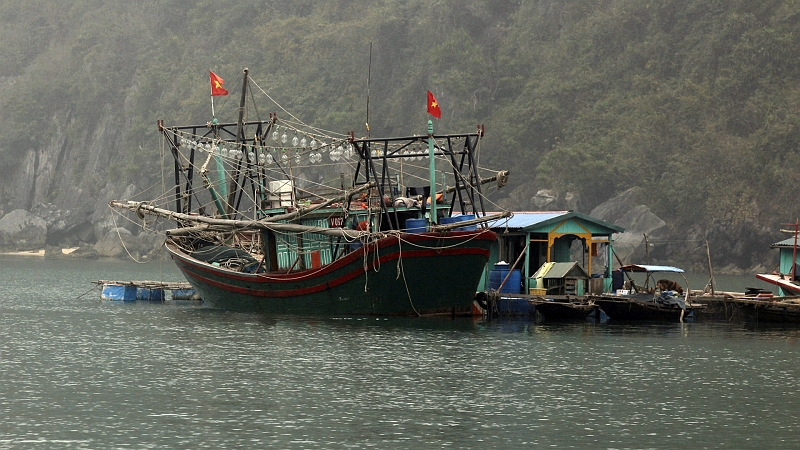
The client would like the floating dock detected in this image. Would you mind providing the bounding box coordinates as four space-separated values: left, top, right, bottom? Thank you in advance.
96 280 200 302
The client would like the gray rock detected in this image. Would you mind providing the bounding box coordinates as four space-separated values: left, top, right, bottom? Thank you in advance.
95 227 132 258
94 228 165 260
591 190 667 265
30 202 94 246
532 189 559 210
590 187 643 223
44 244 99 260
0 209 47 251
92 183 140 240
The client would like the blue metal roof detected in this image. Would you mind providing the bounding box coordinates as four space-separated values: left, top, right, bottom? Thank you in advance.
480 211 569 229
468 211 624 234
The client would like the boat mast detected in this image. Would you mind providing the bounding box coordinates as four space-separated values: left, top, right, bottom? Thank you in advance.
227 68 249 217
427 120 437 224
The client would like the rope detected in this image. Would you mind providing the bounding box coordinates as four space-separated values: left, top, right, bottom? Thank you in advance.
395 233 420 316
109 208 164 264
76 283 102 300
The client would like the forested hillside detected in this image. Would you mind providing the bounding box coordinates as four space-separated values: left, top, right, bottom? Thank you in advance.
0 0 798 268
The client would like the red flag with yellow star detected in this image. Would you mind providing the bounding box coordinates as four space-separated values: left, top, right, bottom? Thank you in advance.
427 90 441 118
210 71 228 96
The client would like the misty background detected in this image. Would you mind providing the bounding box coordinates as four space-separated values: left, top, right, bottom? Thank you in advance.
0 0 798 272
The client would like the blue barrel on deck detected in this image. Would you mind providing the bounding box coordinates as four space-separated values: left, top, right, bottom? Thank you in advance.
458 214 476 231
439 216 461 227
405 218 427 234
489 263 521 294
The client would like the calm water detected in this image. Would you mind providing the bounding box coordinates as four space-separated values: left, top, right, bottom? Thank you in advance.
1 256 799 449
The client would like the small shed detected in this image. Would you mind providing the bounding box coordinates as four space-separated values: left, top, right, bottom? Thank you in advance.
541 262 591 296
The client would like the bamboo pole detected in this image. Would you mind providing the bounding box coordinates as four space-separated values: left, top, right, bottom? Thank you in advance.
705 238 715 295
263 182 375 223
497 240 529 293
111 201 368 240
430 211 511 232
443 170 510 194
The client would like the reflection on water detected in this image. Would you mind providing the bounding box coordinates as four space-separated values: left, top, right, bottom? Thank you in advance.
1 257 799 448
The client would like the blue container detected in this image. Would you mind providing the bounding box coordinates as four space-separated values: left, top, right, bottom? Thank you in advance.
101 284 137 301
136 288 165 302
172 289 198 300
489 263 521 294
405 218 427 234
440 216 461 227
458 214 477 231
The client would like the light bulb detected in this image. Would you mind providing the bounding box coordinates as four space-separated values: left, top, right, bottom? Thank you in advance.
300 137 307 148
265 153 274 164
281 132 288 144
281 151 288 163
272 129 279 141
292 134 299 147
310 138 317 148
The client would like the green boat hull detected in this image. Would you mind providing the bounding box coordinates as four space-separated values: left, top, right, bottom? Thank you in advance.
167 229 495 315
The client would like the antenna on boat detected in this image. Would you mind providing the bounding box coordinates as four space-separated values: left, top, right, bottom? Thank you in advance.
365 42 372 137
226 68 249 217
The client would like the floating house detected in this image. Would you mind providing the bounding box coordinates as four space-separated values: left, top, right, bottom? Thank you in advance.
476 211 624 296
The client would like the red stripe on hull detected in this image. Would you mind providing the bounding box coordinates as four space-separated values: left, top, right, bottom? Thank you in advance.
168 231 495 301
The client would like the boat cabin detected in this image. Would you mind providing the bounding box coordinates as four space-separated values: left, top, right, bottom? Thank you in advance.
476 211 624 295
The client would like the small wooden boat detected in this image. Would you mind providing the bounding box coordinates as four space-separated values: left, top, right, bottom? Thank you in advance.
592 294 690 321
530 298 596 321
593 264 691 322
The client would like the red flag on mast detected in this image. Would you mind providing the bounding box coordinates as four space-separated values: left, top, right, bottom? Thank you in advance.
210 71 228 96
427 90 441 118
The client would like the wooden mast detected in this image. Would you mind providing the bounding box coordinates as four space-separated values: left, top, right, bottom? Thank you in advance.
226 68 249 217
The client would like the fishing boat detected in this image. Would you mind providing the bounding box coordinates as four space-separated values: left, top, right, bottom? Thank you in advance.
591 264 693 322
110 69 509 315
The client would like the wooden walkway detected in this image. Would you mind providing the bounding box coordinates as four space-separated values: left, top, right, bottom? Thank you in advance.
95 280 193 290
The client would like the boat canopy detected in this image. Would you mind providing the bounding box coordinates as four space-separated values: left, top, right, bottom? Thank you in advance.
620 264 684 273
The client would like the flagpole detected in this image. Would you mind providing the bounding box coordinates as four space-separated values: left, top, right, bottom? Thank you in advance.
209 70 216 118
427 119 437 224
210 71 215 118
